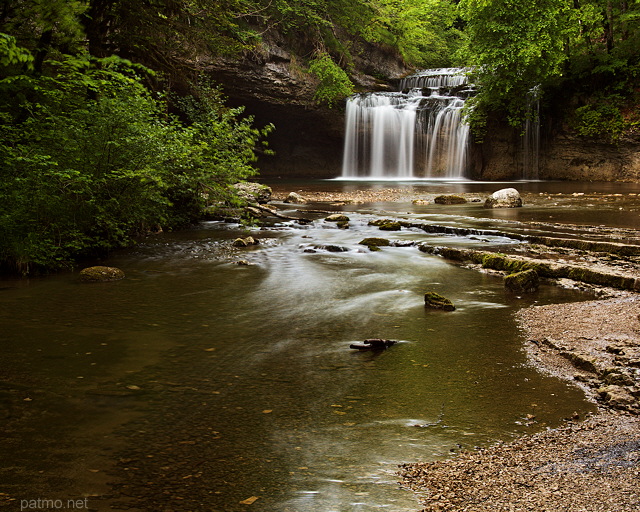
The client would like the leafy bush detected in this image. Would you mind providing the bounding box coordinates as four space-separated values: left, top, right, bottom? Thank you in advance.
573 101 625 142
308 53 354 108
0 52 272 274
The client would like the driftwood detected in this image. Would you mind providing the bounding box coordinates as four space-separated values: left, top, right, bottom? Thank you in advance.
350 339 397 350
249 204 312 224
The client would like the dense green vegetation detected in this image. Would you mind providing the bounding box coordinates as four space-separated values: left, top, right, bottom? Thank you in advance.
0 0 638 273
459 0 640 139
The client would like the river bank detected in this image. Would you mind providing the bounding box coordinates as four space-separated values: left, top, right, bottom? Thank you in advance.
400 295 640 512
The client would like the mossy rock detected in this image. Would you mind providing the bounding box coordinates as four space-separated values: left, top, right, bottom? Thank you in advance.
359 237 391 251
504 269 539 293
232 182 272 204
424 291 456 311
368 218 393 226
325 214 350 222
79 266 125 283
434 194 467 205
379 221 402 231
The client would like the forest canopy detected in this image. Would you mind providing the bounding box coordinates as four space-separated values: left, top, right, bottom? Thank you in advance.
0 0 638 273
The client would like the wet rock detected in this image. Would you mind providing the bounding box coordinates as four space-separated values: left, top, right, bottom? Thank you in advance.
232 182 272 204
325 214 350 222
379 221 402 231
350 339 397 350
359 237 391 251
505 269 540 293
232 236 259 247
434 194 467 205
561 351 599 373
79 266 125 283
484 188 523 208
412 199 430 205
424 291 456 311
368 218 402 231
313 244 349 252
284 192 307 204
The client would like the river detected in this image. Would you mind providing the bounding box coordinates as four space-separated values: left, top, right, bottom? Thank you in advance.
1 179 639 512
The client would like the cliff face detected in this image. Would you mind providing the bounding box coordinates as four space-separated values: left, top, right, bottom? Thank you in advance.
203 30 639 182
470 119 640 182
202 29 410 179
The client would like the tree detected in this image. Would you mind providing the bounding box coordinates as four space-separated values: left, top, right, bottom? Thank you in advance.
364 0 464 68
458 0 573 133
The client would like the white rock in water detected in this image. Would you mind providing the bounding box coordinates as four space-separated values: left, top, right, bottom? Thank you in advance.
284 192 307 204
484 188 523 209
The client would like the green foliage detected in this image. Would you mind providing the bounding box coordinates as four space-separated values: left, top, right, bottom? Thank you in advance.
308 53 354 107
459 0 572 133
364 0 464 68
0 55 273 273
0 33 34 70
573 100 625 142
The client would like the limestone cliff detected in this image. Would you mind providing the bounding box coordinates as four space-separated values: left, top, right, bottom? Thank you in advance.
471 119 640 182
201 28 410 179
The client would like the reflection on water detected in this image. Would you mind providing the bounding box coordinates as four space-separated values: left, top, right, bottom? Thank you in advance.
0 183 616 511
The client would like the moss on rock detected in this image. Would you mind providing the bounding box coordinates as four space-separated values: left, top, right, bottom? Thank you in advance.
79 266 125 283
434 194 467 205
359 237 391 251
424 291 456 311
505 269 540 293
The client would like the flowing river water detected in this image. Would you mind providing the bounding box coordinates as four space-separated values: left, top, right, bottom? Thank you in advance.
2 180 640 512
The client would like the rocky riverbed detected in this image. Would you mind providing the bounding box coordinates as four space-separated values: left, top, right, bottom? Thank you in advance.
269 185 640 511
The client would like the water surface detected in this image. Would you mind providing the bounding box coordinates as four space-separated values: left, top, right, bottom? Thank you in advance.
0 185 615 511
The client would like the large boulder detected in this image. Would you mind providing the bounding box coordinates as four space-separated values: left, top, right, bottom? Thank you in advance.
284 192 307 204
79 266 125 283
484 188 523 209
233 182 272 204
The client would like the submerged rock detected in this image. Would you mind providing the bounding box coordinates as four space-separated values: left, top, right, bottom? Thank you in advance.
434 194 467 205
505 269 540 293
350 339 397 350
424 291 456 311
79 266 125 283
484 188 523 208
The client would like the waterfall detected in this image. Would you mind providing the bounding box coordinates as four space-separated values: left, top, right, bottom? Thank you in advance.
521 85 540 180
341 68 472 179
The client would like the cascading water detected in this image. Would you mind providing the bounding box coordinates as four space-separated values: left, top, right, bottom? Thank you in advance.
521 85 541 180
341 68 473 179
